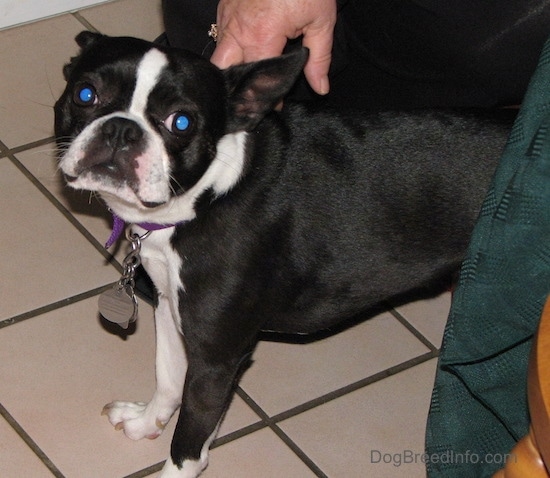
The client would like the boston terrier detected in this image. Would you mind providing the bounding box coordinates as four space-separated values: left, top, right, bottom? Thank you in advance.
55 31 513 477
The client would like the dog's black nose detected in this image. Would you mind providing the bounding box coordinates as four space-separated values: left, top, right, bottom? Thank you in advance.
75 116 146 177
101 117 143 150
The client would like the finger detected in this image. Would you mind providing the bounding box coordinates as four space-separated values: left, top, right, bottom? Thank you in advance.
302 29 334 95
210 35 245 69
211 33 288 69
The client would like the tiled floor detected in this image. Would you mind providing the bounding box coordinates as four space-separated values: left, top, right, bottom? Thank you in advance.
0 1 450 476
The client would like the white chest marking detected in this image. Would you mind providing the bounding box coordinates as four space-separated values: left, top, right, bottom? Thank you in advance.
138 228 183 297
106 130 249 224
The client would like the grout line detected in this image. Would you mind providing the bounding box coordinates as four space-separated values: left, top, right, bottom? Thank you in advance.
0 136 56 156
9 137 57 155
388 304 441 352
0 402 66 478
233 388 328 478
123 462 164 478
270 426 329 478
233 387 269 420
71 11 100 32
212 417 267 448
270 350 438 424
0 138 9 156
0 284 114 329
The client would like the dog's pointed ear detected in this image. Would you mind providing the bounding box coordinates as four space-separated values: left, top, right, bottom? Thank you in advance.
63 31 105 80
75 30 104 49
223 47 309 132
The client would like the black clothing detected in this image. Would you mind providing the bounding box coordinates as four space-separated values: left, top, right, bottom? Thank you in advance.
162 0 550 110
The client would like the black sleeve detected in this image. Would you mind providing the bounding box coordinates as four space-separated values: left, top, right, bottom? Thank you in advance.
162 0 218 56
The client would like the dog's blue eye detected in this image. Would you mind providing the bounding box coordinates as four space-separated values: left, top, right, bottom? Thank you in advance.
174 114 190 131
79 87 94 103
74 85 97 106
164 112 192 135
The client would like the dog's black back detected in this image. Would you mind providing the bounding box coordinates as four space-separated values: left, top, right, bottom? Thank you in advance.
175 104 513 336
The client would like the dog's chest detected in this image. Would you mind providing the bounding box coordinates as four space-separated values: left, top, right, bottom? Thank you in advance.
137 227 183 299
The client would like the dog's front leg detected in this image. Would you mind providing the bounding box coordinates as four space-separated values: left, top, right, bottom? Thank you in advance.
161 345 250 477
103 294 187 440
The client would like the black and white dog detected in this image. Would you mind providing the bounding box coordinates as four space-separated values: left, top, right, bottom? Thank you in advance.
55 31 512 477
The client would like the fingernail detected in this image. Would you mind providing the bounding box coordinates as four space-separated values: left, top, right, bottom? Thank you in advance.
318 76 330 95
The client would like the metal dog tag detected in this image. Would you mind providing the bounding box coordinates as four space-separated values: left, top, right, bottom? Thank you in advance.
98 227 148 329
98 284 137 329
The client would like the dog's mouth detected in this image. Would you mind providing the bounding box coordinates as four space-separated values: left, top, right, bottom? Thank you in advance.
60 146 172 209
61 163 170 209
140 200 166 208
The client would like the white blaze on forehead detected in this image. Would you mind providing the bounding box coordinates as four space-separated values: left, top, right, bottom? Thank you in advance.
130 48 169 116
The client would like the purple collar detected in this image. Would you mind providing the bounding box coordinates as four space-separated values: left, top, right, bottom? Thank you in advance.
105 213 180 248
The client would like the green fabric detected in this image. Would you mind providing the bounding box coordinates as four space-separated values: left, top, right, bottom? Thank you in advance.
425 36 550 477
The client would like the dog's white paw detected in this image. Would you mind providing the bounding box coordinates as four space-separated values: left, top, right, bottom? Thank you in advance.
160 457 208 478
102 401 167 440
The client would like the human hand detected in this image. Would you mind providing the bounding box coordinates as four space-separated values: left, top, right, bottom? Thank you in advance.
210 0 337 95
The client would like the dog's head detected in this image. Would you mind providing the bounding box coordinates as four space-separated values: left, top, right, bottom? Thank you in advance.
55 31 307 223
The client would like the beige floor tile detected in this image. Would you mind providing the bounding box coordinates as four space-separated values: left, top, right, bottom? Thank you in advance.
394 292 452 348
240 312 429 416
279 359 438 478
0 160 119 320
0 15 86 148
0 418 53 478
80 0 164 40
0 297 258 477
